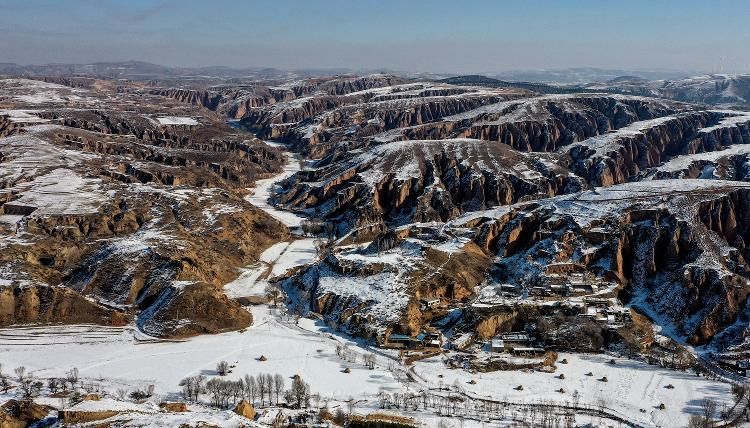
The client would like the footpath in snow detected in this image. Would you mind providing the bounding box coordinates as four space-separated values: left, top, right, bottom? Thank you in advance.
225 142 317 299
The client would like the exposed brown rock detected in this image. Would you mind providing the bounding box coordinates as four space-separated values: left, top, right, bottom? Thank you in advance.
159 402 188 412
233 400 256 419
1 399 53 428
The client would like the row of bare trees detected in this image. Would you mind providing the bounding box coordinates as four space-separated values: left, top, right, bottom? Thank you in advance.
686 398 728 428
335 344 376 369
179 372 310 409
0 365 81 400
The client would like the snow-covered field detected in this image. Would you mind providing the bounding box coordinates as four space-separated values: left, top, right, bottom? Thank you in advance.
245 143 307 229
652 143 750 173
413 353 732 427
0 313 734 427
1 78 90 105
0 109 49 123
9 168 107 215
156 116 199 126
224 239 317 298
0 306 401 400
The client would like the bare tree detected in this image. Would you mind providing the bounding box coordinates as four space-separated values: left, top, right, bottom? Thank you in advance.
265 284 283 308
393 393 403 409
116 388 128 400
216 361 230 376
364 353 376 369
204 378 243 409
733 384 747 403
287 375 310 408
68 391 83 407
264 373 274 405
179 375 205 402
14 366 26 382
257 373 268 407
687 414 705 428
721 402 731 426
701 398 717 427
231 379 244 404
205 378 224 408
66 367 79 390
19 376 42 399
47 378 60 394
273 373 284 405
244 375 258 404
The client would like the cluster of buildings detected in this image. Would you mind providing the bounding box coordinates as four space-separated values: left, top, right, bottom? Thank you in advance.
578 297 631 329
476 273 615 306
716 357 750 377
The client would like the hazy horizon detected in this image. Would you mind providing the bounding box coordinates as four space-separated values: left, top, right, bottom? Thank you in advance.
2 0 749 75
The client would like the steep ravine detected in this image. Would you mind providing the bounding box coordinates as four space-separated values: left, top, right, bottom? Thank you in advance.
466 184 750 346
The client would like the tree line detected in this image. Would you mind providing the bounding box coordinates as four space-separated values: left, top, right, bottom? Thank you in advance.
179 363 312 410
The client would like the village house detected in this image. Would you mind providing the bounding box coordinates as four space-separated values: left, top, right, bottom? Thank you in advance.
490 337 505 353
387 331 443 349
567 273 599 294
386 333 422 349
419 298 441 311
501 332 531 348
494 332 546 356
416 331 443 348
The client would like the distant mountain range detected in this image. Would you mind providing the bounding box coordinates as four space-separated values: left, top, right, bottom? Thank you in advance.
0 61 699 84
3 61 746 107
490 67 697 84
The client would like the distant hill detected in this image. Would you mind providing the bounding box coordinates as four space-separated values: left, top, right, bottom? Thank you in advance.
492 67 694 84
438 75 592 95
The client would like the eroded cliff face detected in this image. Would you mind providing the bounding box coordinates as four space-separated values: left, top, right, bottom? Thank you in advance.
40 111 286 188
134 76 750 346
281 181 750 346
0 285 127 326
0 78 291 338
566 112 750 186
269 85 750 241
277 138 580 235
242 91 686 158
462 182 750 346
283 229 490 339
0 182 287 337
699 189 750 257
234 81 530 156
390 95 683 153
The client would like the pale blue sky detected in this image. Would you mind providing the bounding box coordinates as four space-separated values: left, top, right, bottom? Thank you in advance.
1 0 749 73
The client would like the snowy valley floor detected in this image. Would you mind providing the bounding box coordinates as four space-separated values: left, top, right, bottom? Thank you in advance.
0 306 735 427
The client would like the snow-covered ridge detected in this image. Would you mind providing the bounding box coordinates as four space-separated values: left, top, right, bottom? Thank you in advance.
452 179 750 227
155 116 199 126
